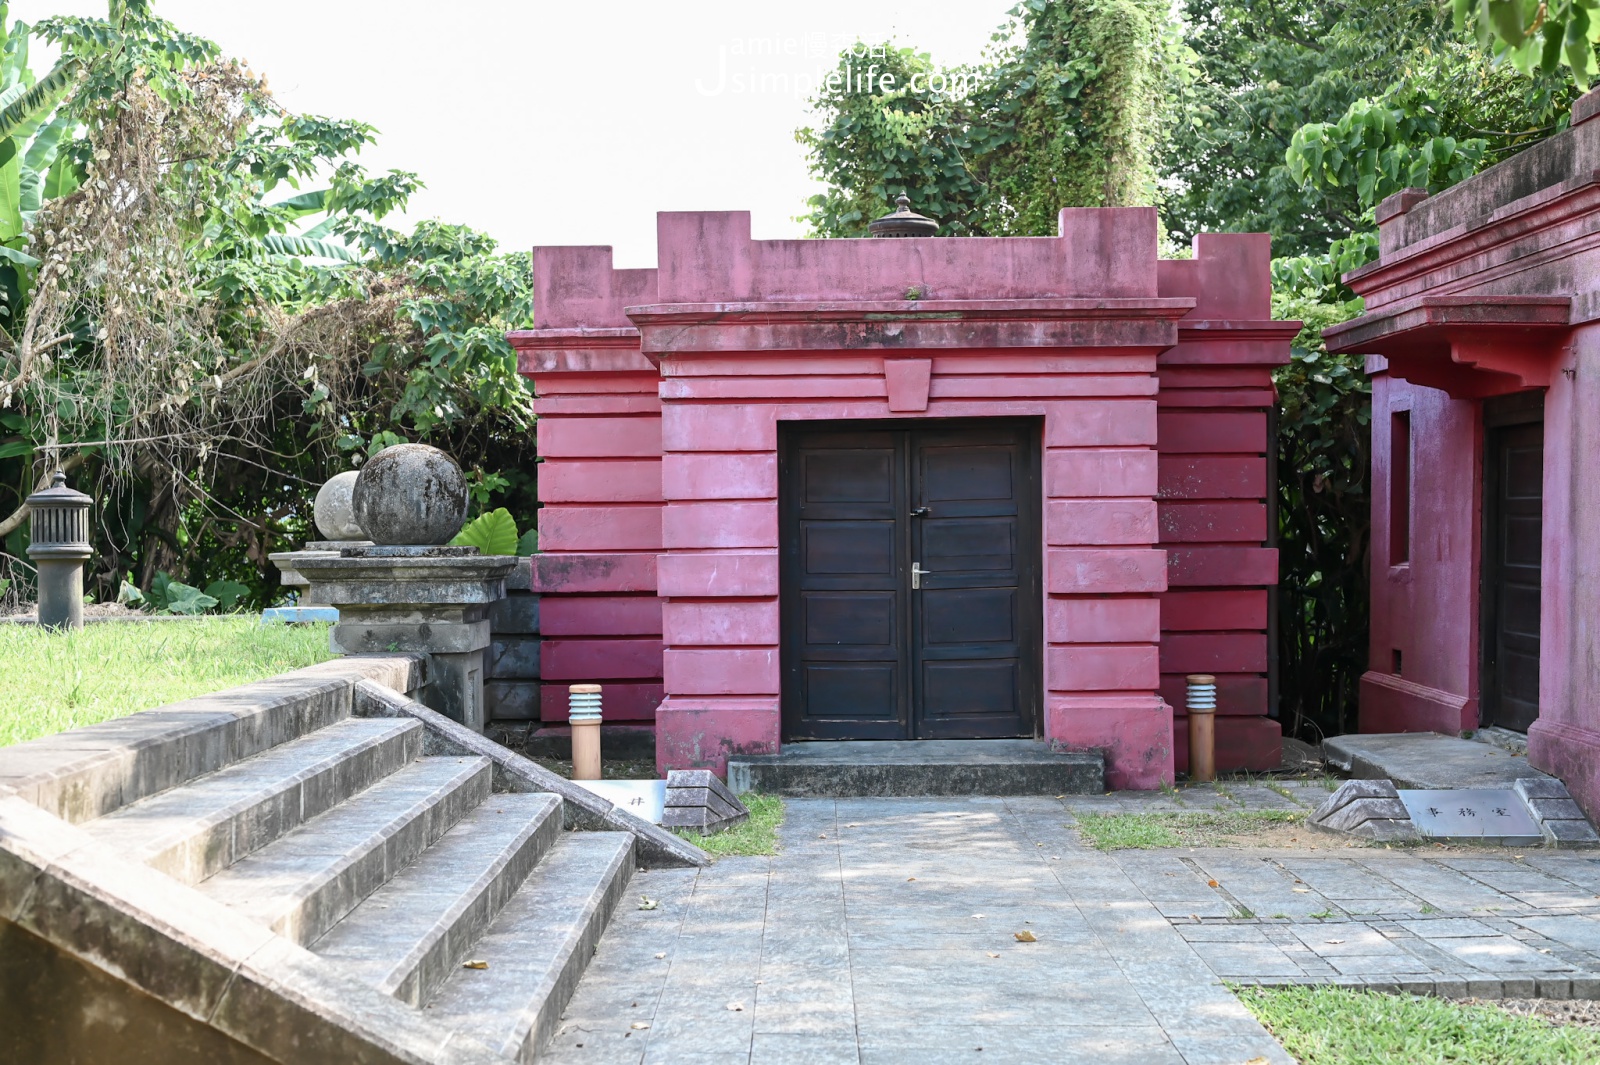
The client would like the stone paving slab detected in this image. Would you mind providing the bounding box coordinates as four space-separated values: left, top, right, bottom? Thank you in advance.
545 786 1600 1065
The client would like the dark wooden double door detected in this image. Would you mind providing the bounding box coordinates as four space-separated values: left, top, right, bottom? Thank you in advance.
779 421 1042 740
1482 408 1544 733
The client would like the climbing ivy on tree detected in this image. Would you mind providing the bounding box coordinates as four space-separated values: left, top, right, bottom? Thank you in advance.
798 0 1179 237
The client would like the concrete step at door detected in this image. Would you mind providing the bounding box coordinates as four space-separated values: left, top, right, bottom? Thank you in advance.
310 791 564 1007
423 832 635 1064
81 716 423 884
197 755 492 945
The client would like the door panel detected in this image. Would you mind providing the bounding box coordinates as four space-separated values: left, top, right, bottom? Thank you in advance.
910 427 1037 738
783 431 909 738
1483 420 1543 733
780 421 1041 740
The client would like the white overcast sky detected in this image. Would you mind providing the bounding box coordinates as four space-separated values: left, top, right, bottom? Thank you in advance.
14 1 1012 266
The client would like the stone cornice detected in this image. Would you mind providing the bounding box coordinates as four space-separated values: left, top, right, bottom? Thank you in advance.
1174 320 1303 342
623 298 1197 356
509 328 654 376
1324 295 1571 355
1325 295 1572 397
1345 172 1600 306
625 297 1196 324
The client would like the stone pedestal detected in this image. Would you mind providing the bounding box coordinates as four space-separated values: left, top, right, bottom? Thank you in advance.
297 547 517 731
268 541 371 604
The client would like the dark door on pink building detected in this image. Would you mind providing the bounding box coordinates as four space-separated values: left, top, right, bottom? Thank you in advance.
779 420 1042 741
1482 403 1544 733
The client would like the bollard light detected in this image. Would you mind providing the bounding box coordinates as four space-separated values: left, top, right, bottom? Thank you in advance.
569 684 603 781
1186 673 1217 783
25 471 92 631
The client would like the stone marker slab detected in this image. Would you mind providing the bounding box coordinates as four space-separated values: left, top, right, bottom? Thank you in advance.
571 779 666 824
1400 789 1544 845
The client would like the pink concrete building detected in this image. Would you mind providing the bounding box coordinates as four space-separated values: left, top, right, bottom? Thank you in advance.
1326 89 1600 817
512 206 1295 788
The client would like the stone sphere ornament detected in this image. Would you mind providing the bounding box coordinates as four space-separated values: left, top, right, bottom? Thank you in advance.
352 444 469 546
313 471 364 541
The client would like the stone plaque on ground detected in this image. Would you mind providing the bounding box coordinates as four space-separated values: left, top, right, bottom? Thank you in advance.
571 779 666 824
1399 788 1543 845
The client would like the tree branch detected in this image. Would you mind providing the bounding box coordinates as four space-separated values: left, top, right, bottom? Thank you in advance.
0 450 90 540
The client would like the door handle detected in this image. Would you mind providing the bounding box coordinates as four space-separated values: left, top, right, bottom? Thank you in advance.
912 562 927 589
910 507 931 517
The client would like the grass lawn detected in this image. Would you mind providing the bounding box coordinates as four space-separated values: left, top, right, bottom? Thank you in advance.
1074 809 1304 849
0 618 335 747
677 793 785 858
1238 985 1600 1064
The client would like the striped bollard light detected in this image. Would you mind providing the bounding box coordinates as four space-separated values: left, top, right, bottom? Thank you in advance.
569 684 603 781
1186 674 1217 783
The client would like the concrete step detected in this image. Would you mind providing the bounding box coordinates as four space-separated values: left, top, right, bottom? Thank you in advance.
310 791 564 1006
727 739 1105 796
1324 732 1554 789
82 716 423 883
423 832 635 1062
197 755 491 945
0 656 422 825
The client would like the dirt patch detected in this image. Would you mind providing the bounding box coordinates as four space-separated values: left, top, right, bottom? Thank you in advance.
528 755 658 781
1472 999 1600 1029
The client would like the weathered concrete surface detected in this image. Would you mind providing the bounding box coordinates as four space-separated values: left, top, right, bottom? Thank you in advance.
548 795 1294 1065
662 767 749 834
1310 778 1421 842
0 649 706 1065
297 552 518 732
548 784 1600 1064
1324 732 1553 789
727 739 1104 797
0 654 426 822
424 832 635 1062
1 921 280 1065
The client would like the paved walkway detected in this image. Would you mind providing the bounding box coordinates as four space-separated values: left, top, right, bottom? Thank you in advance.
543 784 1600 1065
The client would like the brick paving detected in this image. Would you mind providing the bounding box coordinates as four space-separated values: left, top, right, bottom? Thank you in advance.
542 783 1600 1064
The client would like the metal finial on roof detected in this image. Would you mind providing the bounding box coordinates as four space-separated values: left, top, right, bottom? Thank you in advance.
868 193 939 238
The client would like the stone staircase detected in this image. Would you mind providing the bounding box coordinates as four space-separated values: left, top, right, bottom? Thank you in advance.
0 655 703 1065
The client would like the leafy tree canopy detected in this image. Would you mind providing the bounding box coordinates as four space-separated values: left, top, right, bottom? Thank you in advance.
799 0 1177 237
1167 0 1578 261
0 0 536 608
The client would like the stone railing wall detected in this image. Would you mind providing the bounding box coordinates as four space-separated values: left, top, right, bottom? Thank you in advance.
486 561 541 726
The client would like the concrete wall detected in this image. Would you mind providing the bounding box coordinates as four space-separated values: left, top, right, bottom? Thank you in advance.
513 210 1292 787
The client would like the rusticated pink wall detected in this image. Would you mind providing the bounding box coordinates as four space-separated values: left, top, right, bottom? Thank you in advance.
512 209 1292 787
1361 369 1481 734
1528 324 1600 815
1156 236 1286 772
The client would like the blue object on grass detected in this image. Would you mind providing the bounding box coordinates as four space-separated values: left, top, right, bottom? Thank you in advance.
261 606 339 624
